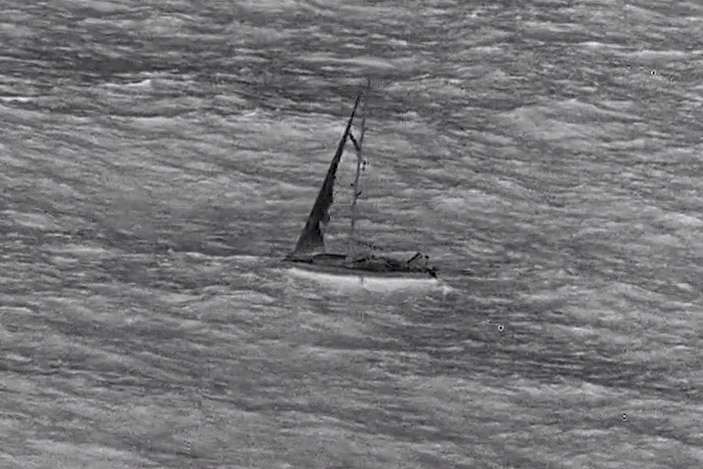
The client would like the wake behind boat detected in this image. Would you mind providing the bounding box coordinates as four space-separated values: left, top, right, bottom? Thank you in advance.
284 80 439 288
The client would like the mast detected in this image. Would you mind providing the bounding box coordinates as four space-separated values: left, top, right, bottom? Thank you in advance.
347 79 370 259
291 92 362 255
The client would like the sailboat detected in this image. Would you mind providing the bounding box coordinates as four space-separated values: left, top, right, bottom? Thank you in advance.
284 82 439 289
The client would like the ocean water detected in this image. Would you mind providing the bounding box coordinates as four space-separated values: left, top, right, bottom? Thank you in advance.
1 0 702 468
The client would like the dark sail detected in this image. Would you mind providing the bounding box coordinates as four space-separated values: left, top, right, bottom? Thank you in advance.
292 93 362 254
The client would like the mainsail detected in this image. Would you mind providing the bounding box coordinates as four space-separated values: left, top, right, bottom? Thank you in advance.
292 93 362 254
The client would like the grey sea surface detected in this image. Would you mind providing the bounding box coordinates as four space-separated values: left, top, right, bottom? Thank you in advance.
2 0 703 468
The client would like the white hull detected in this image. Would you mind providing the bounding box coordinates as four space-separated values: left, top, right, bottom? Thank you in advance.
286 265 442 293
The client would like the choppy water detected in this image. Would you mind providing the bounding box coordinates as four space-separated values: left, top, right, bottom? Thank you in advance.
2 1 703 468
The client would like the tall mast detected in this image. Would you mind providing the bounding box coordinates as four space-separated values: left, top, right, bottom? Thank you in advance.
347 79 370 258
291 93 362 255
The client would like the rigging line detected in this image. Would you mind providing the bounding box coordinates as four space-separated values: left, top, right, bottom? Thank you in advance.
348 78 371 258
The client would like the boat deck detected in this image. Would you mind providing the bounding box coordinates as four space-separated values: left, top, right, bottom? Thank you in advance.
285 253 438 279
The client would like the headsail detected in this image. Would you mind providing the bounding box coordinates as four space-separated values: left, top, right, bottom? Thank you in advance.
292 93 362 255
